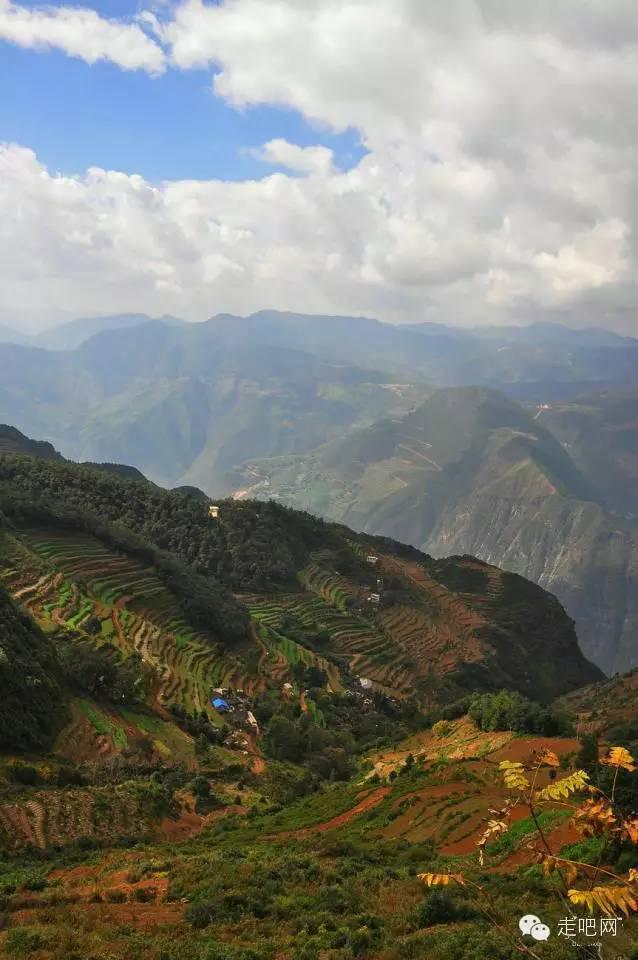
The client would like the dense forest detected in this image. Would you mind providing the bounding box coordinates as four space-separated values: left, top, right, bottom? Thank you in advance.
0 454 340 592
0 586 67 751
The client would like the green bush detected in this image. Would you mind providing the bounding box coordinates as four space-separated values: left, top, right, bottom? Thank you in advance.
134 886 156 903
104 888 127 903
6 763 42 786
468 690 571 736
419 889 473 926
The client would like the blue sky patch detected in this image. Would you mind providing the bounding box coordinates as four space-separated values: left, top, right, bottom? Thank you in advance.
0 38 366 181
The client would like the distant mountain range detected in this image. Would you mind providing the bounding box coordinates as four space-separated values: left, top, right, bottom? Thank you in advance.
0 313 183 350
201 311 638 395
0 317 429 491
1 310 638 675
235 385 638 676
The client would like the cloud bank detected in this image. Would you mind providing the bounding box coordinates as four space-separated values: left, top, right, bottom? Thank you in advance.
0 0 165 72
2 0 638 333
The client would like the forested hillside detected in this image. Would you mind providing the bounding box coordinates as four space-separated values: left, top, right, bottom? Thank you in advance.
0 444 601 739
0 451 335 592
0 583 66 751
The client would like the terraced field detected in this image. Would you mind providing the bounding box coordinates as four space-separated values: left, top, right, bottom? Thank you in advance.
0 784 156 851
298 561 361 612
1 527 548 719
299 556 506 698
0 529 260 713
246 605 343 693
244 573 414 696
375 554 505 689
371 722 581 858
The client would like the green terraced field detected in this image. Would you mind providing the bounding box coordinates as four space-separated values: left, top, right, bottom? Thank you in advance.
1 528 491 712
1 529 260 714
243 570 414 696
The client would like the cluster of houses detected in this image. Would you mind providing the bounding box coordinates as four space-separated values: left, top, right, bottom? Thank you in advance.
210 687 259 733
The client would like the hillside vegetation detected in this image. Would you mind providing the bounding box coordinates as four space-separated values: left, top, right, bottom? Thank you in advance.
0 585 66 752
0 448 601 710
239 386 638 674
0 443 632 960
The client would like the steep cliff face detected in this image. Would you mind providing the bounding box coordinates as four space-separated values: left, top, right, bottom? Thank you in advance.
238 388 638 675
540 389 638 516
423 467 638 675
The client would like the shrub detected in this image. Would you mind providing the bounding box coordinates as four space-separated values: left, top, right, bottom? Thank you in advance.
186 899 218 929
5 926 45 958
191 775 211 800
134 886 156 903
22 876 47 892
104 888 127 903
6 763 41 786
350 926 377 955
419 889 473 927
468 690 571 736
432 720 452 739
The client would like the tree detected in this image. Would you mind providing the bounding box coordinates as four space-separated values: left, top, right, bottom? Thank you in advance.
191 775 211 801
403 752 415 773
265 715 303 762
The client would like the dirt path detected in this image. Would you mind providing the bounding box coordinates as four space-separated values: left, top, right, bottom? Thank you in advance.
266 787 390 840
157 800 246 841
245 732 266 775
111 595 133 647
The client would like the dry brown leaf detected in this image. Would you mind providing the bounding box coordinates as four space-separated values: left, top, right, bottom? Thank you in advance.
601 747 636 772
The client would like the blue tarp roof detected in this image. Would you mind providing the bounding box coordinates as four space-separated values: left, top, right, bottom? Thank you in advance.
212 697 229 710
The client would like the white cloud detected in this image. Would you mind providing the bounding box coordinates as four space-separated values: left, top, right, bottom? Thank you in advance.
252 139 334 177
0 0 165 73
3 0 638 333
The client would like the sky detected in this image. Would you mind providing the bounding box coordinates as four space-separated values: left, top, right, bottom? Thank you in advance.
1 0 638 334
